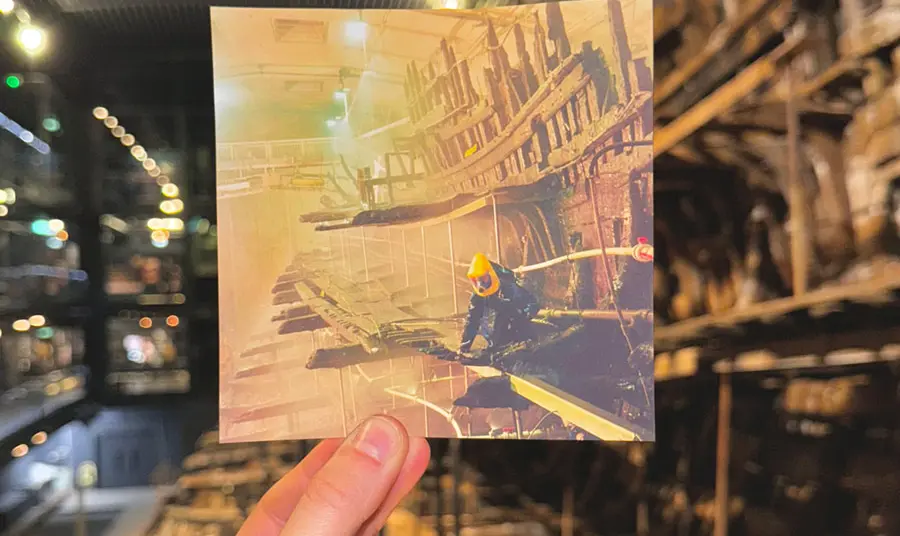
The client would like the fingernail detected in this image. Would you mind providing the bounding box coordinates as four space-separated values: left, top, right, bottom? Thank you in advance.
346 416 400 464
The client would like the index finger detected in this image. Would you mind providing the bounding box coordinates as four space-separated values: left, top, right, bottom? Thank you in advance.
238 439 341 536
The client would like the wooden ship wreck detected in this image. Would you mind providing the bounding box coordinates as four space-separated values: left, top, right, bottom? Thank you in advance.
647 1 900 536
222 0 654 442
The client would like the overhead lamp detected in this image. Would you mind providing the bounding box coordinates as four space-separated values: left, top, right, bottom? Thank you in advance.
166 315 179 327
56 230 68 241
18 130 33 143
138 317 152 329
48 218 64 233
92 107 108 120
28 314 45 327
0 206 8 217
103 116 118 129
130 145 146 160
16 25 45 55
0 0 15 16
343 20 368 45
111 126 125 138
156 175 170 186
150 229 169 242
161 183 179 198
31 431 47 445
4 188 14 204
45 237 63 249
147 218 163 230
12 319 29 332
148 167 160 177
442 0 460 8
121 133 135 146
142 158 156 170
11 444 28 458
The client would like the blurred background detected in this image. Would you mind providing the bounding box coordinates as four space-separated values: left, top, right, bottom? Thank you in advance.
0 0 898 535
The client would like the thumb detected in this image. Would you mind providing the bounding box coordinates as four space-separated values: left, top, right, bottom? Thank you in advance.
281 415 409 535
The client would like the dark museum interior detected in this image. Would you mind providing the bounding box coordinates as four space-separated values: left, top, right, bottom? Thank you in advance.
2 0 900 535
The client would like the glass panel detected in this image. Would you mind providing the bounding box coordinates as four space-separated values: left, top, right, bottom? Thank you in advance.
105 314 190 396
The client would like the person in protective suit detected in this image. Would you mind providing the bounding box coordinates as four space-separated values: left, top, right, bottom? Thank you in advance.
458 253 541 363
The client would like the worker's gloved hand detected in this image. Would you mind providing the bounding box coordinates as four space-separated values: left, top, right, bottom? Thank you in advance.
238 416 430 536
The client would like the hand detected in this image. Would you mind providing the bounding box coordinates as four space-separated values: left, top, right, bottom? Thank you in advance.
238 415 430 536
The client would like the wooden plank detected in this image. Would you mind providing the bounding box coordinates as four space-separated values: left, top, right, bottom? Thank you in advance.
654 32 805 155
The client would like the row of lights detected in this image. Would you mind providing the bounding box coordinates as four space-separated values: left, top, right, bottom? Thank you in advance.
139 315 180 329
11 431 48 459
0 187 15 218
92 107 184 248
12 314 46 332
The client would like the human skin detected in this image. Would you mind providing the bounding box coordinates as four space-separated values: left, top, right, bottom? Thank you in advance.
237 415 431 536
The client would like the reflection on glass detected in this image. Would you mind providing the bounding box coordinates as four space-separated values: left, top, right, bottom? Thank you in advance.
106 314 190 395
189 217 217 277
0 323 85 395
0 219 88 312
102 215 185 303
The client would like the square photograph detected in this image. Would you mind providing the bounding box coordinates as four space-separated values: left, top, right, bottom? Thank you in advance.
212 0 654 442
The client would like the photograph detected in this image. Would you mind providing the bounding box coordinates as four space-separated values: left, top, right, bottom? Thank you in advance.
212 0 654 442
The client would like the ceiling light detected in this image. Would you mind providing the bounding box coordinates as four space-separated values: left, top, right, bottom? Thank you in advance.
103 116 118 129
11 444 28 458
166 315 179 327
4 188 14 204
31 431 47 445
121 134 135 146
111 126 125 138
150 229 169 242
343 20 367 45
28 314 45 327
16 25 45 54
142 158 156 170
139 317 152 329
0 206 8 217
442 0 459 8
0 0 15 16
12 319 29 332
156 175 170 185
161 183 179 198
160 199 183 215
48 219 64 233
92 107 108 120
147 218 163 230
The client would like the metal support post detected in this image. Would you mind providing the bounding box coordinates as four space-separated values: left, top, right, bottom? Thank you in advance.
421 225 430 298
338 367 349 436
492 195 502 263
362 227 370 282
448 221 459 314
402 229 410 287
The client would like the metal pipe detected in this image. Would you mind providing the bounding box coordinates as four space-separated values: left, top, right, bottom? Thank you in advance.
338 367 349 436
341 230 349 277
361 227 370 282
402 229 410 287
448 221 459 314
384 387 464 437
388 228 395 275
538 308 652 322
421 226 430 298
492 194 502 263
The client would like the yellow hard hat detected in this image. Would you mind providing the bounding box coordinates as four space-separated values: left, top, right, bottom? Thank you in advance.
467 253 500 297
